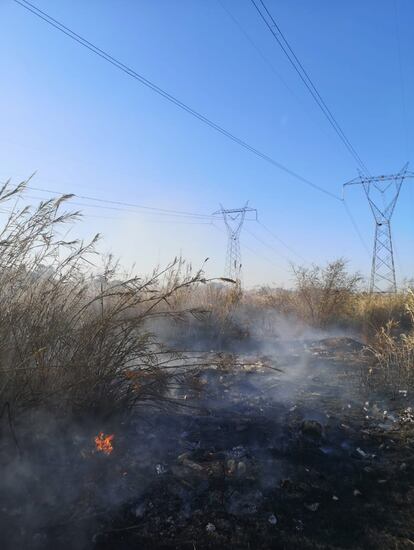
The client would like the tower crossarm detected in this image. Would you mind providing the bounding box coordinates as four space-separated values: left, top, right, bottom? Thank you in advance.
342 164 410 293
212 206 258 219
343 167 414 188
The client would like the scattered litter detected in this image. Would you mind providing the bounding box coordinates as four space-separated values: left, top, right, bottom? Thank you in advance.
399 390 408 398
155 464 167 475
320 446 334 455
356 447 368 458
226 459 236 475
332 495 339 501
305 502 320 512
231 446 247 459
294 519 304 532
177 452 189 463
183 459 204 472
268 514 278 525
205 523 216 533
133 502 147 518
400 407 414 423
237 461 247 476
353 489 362 496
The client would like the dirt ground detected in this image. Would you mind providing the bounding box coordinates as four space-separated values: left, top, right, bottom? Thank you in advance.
2 337 414 549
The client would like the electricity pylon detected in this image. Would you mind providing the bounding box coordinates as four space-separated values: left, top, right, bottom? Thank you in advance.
344 164 413 293
213 203 257 283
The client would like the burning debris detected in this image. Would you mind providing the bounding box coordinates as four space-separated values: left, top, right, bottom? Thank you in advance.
94 432 114 455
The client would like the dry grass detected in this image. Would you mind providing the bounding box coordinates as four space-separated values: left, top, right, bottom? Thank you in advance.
0 181 204 423
251 261 413 339
0 179 413 425
363 291 414 395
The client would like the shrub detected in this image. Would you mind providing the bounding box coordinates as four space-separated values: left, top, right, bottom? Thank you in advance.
0 181 202 422
291 259 362 328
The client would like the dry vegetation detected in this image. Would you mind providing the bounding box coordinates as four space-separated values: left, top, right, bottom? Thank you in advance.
170 258 414 393
253 260 413 336
364 291 414 395
0 181 413 426
0 181 208 425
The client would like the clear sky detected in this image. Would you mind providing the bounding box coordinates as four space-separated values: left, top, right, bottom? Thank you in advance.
1 0 413 287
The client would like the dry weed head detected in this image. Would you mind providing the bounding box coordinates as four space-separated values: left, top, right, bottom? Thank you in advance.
0 180 203 422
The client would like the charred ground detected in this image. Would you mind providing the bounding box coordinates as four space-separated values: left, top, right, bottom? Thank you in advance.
2 337 414 550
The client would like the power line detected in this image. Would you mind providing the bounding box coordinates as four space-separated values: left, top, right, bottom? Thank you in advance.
243 225 294 266
394 0 409 158
242 239 290 273
342 197 370 254
250 0 370 175
1 178 218 220
0 192 218 226
27 186 215 219
217 0 334 145
256 220 308 263
212 222 288 273
218 0 300 99
13 0 340 201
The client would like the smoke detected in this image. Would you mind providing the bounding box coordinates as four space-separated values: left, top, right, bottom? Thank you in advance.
1 300 404 549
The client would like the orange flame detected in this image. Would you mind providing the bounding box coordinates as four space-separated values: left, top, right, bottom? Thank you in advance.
94 432 114 455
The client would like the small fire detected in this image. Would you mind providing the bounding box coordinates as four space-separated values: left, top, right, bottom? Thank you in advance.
94 432 114 455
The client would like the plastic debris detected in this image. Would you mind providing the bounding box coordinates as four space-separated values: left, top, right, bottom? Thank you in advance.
356 447 368 458
205 523 216 533
268 514 278 525
400 407 414 423
133 502 147 518
231 446 246 459
155 464 167 475
226 459 236 475
237 461 247 476
305 502 319 512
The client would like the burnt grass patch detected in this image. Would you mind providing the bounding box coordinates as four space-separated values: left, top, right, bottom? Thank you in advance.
2 337 414 550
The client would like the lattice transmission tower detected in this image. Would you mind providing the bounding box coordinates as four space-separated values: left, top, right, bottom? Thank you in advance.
213 203 257 283
344 164 413 293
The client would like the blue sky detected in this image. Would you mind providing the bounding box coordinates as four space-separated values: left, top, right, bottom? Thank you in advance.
0 0 413 287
